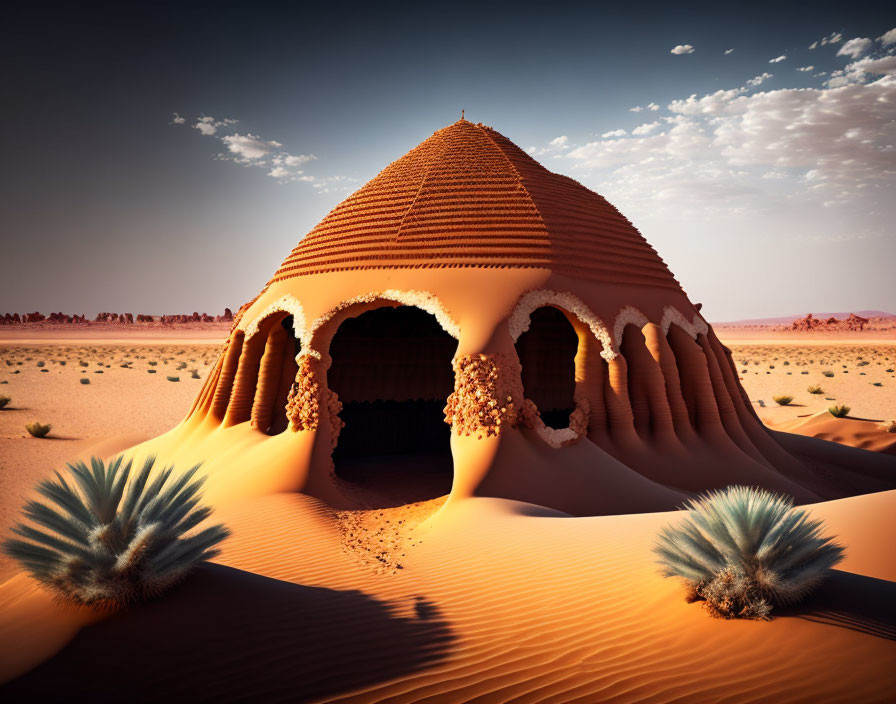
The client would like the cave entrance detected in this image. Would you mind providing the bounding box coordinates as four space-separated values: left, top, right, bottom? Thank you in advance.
327 306 457 503
515 306 578 429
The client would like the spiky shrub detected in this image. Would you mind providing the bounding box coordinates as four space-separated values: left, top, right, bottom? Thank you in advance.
2 456 229 606
773 395 793 406
822 370 835 378
654 486 844 620
828 405 850 418
0 395 10 409
26 421 52 438
806 385 823 394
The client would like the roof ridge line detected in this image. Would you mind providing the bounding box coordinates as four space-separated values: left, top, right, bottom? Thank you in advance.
394 136 447 241
477 125 549 236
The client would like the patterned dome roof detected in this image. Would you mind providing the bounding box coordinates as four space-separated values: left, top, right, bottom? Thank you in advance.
272 119 681 290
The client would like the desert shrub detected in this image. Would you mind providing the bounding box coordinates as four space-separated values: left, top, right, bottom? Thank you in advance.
190 369 200 379
148 369 157 374
872 382 882 387
148 361 158 367
2 456 229 606
79 361 88 367
37 361 45 368
807 385 823 394
857 361 869 367
822 370 835 377
654 486 844 620
773 395 793 406
167 376 180 382
884 420 896 434
176 362 187 370
828 405 850 418
80 378 90 385
26 422 52 438
0 395 10 409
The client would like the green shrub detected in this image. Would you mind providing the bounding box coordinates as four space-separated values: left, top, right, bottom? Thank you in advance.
828 405 850 418
773 395 794 406
654 486 844 620
2 456 230 606
190 369 200 379
26 422 52 438
37 361 45 368
0 395 10 409
148 370 157 374
872 382 883 387
148 361 158 367
80 378 90 385
822 370 835 377
166 376 180 382
807 385 823 394
79 361 89 367
176 362 187 371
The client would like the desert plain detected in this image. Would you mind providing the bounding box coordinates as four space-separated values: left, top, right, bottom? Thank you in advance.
0 321 893 702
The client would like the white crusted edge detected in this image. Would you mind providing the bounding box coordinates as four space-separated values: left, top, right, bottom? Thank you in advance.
534 424 579 448
658 305 710 338
310 289 461 340
612 306 650 354
241 294 309 353
509 289 616 362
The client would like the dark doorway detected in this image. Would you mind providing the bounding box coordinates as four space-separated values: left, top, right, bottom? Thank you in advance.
327 306 457 498
515 307 578 429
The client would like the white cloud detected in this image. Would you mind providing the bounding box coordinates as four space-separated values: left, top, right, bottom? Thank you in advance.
837 37 872 59
550 135 570 149
601 129 627 138
671 44 694 55
847 55 896 76
724 49 734 55
879 28 896 46
668 88 744 115
283 154 316 166
629 106 643 113
746 73 773 87
769 55 787 63
647 102 659 111
632 122 660 136
220 133 281 161
193 115 238 136
566 76 896 216
796 66 814 72
809 42 818 50
312 175 358 194
629 102 659 113
171 112 185 125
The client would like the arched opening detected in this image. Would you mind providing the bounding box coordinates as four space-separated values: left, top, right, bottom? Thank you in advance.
261 315 301 435
327 306 457 500
515 306 578 429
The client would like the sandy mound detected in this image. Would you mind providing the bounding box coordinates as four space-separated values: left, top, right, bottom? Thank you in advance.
2 489 894 702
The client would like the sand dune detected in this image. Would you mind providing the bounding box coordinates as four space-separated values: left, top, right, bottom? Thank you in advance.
3 488 894 702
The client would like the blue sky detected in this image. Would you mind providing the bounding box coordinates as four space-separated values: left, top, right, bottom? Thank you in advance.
2 2 894 320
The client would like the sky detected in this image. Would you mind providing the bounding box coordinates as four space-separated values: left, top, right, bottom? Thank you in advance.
1 1 894 321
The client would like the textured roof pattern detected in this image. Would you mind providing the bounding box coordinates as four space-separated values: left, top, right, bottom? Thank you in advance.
273 119 681 289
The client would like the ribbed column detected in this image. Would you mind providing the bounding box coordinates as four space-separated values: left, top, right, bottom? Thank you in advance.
251 324 287 432
223 331 266 427
697 334 770 465
209 330 244 423
643 324 699 445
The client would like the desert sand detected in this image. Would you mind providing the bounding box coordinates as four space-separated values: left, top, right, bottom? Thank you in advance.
1 329 894 701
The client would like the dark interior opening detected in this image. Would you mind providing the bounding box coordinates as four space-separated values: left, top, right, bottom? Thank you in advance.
327 306 457 499
515 306 578 429
265 315 301 435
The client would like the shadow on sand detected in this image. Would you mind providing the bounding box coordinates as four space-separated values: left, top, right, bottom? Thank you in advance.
2 563 456 702
785 569 896 640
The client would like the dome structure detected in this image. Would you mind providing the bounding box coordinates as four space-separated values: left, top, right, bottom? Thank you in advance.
133 118 894 515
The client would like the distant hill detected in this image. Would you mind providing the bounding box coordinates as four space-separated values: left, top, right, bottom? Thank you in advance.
716 311 895 326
